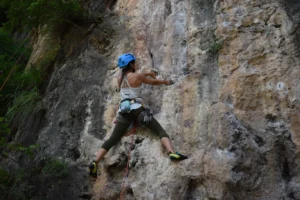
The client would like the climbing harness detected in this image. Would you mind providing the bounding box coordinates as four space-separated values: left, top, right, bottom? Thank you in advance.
119 122 137 200
119 99 132 113
119 99 153 124
119 98 143 114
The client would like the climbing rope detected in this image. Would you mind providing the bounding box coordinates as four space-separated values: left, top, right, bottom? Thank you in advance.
0 66 16 91
119 122 137 200
0 34 30 91
0 50 26 91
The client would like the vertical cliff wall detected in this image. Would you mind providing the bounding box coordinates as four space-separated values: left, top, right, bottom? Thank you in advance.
25 0 300 199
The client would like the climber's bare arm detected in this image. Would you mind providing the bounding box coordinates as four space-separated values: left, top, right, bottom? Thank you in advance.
141 72 157 79
138 73 170 85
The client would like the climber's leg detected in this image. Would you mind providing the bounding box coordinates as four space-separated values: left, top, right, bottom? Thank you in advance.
137 111 187 160
89 115 131 178
161 137 175 154
100 118 131 151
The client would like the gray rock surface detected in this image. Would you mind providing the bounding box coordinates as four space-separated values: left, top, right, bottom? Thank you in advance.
23 0 300 199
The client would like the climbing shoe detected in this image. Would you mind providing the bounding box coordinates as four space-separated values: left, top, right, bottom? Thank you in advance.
169 152 188 161
89 161 98 178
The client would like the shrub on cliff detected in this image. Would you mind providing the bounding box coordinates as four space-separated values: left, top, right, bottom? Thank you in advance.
0 0 85 30
42 158 69 179
0 27 32 116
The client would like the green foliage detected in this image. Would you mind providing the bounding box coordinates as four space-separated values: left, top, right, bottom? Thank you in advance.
9 181 33 200
42 159 68 178
1 118 38 163
6 143 38 158
0 167 10 185
0 28 42 125
0 118 10 156
17 144 38 158
6 89 41 124
0 120 39 158
17 67 44 90
0 117 10 135
2 67 43 97
0 27 16 55
0 167 10 197
0 23 41 168
0 158 69 200
8 169 33 200
0 28 30 67
0 0 86 30
0 27 32 116
208 40 223 54
0 167 34 200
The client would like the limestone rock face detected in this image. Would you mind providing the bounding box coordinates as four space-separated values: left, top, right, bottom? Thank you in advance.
26 26 61 70
28 0 300 199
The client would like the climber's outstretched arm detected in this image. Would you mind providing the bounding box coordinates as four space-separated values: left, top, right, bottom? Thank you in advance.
138 73 170 85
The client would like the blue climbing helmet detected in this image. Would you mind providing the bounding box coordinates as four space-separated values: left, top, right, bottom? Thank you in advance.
118 53 136 68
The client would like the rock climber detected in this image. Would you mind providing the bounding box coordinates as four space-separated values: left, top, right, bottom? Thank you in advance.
89 53 187 178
